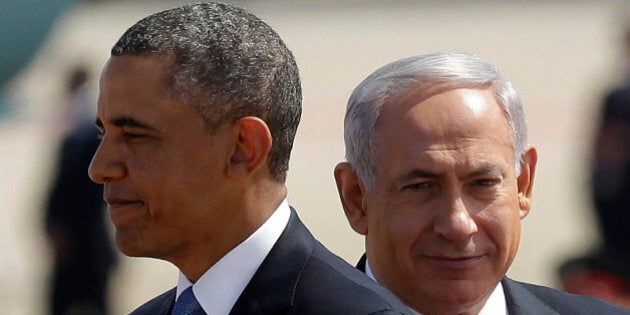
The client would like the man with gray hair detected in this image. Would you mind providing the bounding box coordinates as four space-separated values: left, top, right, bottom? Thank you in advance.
89 3 410 314
334 51 628 314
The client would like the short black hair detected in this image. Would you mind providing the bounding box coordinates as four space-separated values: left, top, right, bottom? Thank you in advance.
112 2 302 182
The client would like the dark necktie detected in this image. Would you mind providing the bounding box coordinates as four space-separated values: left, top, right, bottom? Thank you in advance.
172 286 206 315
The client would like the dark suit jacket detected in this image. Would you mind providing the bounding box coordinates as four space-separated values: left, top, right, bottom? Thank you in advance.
130 209 410 314
502 277 629 314
356 255 629 314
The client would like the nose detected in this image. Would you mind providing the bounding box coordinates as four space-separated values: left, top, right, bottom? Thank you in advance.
88 137 125 183
433 194 478 242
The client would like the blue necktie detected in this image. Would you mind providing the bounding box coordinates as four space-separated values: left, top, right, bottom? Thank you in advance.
172 286 206 315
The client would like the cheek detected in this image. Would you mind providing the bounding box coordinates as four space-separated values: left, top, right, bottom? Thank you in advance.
506 213 522 253
480 205 521 259
493 215 521 275
129 157 182 211
125 146 165 177
370 200 431 253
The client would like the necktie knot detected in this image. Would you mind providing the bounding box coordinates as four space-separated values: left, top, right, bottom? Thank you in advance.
172 286 206 315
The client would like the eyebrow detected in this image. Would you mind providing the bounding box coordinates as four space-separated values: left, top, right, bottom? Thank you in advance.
398 164 506 182
399 169 440 182
94 116 158 132
467 164 506 178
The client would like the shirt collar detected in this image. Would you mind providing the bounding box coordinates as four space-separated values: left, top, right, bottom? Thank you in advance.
176 200 291 314
365 259 508 315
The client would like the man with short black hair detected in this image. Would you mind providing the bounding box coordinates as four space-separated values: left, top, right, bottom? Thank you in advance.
90 3 409 314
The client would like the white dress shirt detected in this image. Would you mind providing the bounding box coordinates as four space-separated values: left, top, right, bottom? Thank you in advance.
365 259 508 315
175 200 291 315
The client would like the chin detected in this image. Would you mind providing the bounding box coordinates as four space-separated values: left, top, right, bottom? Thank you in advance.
114 229 150 257
413 296 486 315
412 281 491 314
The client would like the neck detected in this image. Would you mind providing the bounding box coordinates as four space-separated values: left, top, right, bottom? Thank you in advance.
175 181 287 282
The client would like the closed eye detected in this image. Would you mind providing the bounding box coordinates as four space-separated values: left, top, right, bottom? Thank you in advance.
122 126 152 140
123 132 146 139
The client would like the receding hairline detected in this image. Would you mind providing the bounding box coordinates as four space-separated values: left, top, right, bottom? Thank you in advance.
371 82 518 166
386 81 493 108
378 81 512 130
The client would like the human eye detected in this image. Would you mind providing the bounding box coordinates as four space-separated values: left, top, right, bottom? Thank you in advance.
472 178 501 188
404 181 433 190
123 131 146 139
121 126 150 140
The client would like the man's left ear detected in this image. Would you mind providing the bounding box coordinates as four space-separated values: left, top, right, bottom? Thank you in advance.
227 116 272 179
517 145 538 219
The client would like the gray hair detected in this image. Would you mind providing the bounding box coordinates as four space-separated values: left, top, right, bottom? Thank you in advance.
344 51 527 190
111 2 301 182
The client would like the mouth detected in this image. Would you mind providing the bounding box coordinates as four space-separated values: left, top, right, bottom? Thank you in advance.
106 197 143 208
423 254 484 269
105 197 145 226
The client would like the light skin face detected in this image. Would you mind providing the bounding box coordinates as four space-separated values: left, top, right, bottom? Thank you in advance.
335 88 537 315
89 55 278 281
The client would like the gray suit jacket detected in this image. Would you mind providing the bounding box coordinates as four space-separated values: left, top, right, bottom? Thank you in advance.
129 208 410 314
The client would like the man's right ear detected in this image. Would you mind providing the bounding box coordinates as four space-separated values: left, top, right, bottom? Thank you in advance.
334 162 369 235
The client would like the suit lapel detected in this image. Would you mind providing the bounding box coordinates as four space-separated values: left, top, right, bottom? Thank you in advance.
157 290 176 315
129 288 176 315
229 208 315 315
502 278 558 315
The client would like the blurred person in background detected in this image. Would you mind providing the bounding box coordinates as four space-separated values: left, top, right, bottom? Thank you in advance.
334 51 629 314
44 66 117 315
88 3 410 314
558 26 630 308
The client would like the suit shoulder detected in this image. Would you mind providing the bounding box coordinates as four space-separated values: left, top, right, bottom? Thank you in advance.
291 242 410 314
129 288 176 315
506 279 629 314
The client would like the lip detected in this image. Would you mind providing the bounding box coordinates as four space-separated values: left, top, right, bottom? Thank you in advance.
105 196 145 226
423 254 484 269
106 196 141 205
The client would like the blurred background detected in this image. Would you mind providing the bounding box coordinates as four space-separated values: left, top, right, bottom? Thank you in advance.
1 0 629 313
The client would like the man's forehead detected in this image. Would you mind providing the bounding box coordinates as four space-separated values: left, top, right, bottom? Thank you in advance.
389 82 487 109
381 139 512 163
95 55 185 129
380 89 512 141
395 160 507 179
101 54 170 84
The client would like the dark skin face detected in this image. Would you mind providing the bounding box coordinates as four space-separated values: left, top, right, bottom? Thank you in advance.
90 55 282 281
336 88 537 315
